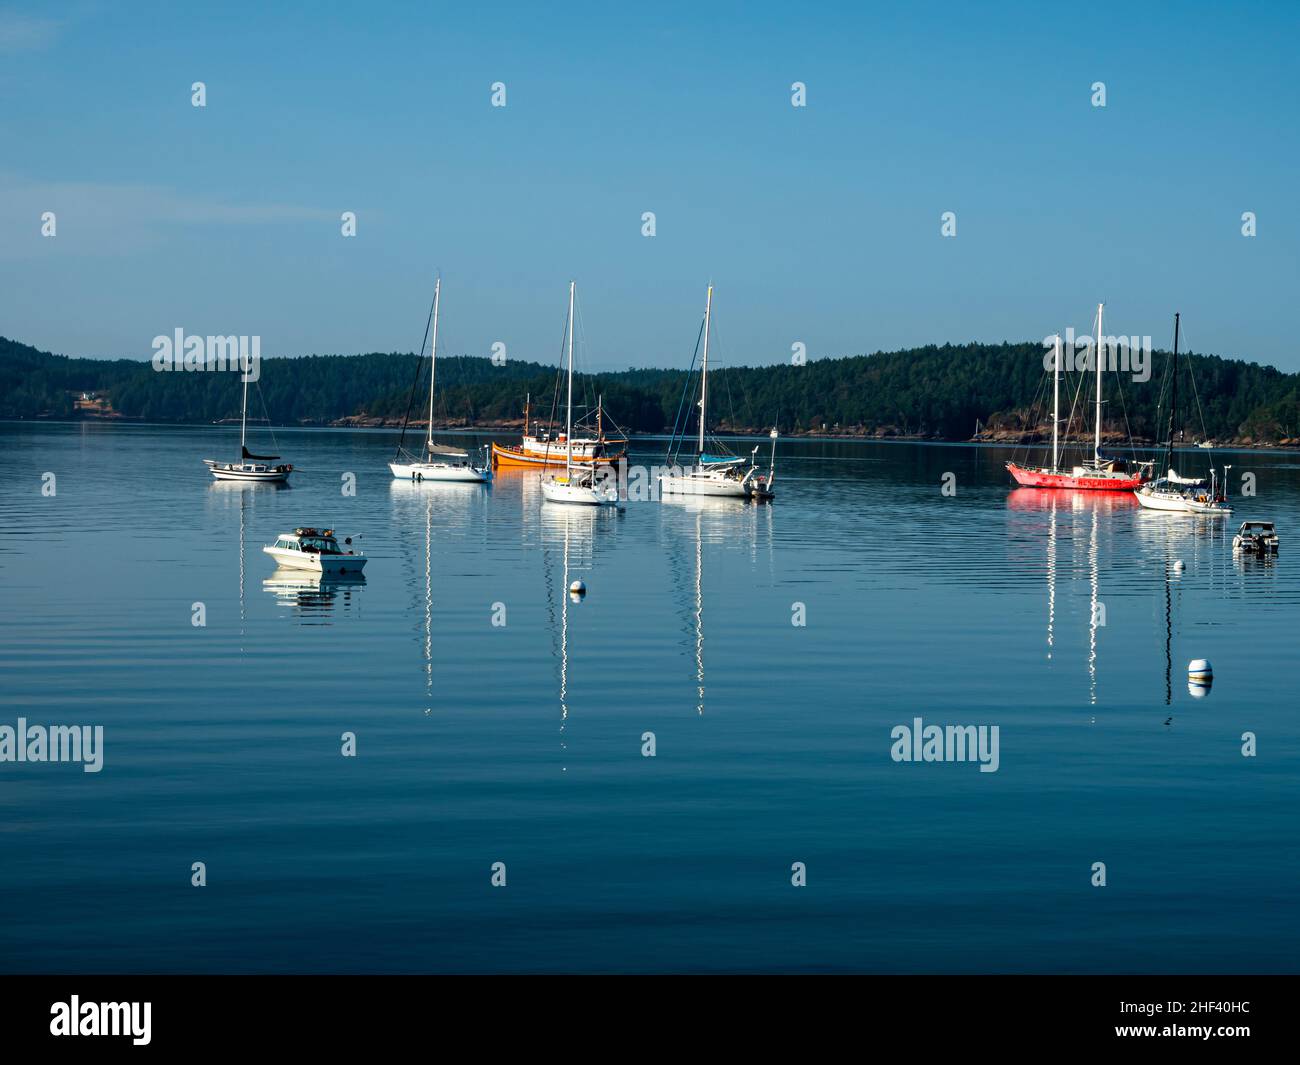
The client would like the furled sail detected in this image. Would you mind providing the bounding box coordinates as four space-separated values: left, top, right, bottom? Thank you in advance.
242 445 280 461
427 442 468 458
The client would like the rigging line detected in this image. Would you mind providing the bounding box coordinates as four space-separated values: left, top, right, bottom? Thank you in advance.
544 299 569 458
1062 353 1089 455
1012 366 1052 459
1177 323 1212 443
667 317 705 463
1111 359 1139 462
248 374 284 458
394 289 437 462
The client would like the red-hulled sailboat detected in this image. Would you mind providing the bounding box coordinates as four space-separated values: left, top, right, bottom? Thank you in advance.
1006 303 1150 491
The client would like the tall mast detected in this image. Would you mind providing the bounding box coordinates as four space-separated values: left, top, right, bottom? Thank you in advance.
524 392 530 438
1165 312 1180 478
699 285 712 456
427 276 441 451
566 281 575 474
240 368 248 454
1093 302 1104 466
1051 333 1061 471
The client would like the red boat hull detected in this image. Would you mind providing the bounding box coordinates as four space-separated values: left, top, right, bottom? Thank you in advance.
1006 462 1147 491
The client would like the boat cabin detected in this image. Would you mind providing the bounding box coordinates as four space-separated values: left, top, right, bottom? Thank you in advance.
273 528 345 555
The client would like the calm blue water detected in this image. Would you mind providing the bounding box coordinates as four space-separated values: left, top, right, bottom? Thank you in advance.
1 421 1297 973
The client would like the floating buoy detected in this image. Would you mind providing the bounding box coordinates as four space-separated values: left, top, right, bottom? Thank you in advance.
569 579 586 596
1173 560 1185 573
1188 658 1213 681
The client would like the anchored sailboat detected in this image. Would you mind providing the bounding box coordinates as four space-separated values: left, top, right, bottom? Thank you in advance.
540 282 619 506
203 361 293 483
491 391 627 470
1135 313 1231 516
659 285 777 500
389 277 492 483
1006 303 1149 491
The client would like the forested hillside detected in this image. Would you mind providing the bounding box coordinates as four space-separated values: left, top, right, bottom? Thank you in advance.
4 335 1299 444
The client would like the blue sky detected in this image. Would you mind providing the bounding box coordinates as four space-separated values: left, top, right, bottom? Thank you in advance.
2 1 1297 370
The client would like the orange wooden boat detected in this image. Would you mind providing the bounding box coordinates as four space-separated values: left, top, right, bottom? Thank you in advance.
491 393 627 469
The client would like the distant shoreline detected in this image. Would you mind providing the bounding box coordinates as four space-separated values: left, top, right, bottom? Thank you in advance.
7 415 1299 453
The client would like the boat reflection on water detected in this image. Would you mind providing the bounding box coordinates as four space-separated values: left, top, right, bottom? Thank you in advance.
263 568 366 622
661 494 769 715
1007 484 1237 707
1006 488 1119 703
389 477 491 712
539 503 617 768
1006 486 1138 515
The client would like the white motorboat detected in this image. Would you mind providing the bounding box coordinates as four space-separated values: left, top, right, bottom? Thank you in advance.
203 361 292 482
388 276 491 484
659 286 776 501
262 528 368 574
1233 520 1278 554
541 282 620 507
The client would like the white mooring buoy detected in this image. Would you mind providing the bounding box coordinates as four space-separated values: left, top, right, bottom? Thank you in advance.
1188 658 1213 684
569 579 586 596
1173 559 1186 573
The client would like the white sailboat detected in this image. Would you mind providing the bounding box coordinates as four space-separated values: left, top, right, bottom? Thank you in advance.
203 361 293 482
1135 313 1231 516
540 282 619 506
659 285 776 500
389 277 492 483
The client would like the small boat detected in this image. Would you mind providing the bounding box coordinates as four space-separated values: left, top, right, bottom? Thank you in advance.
540 283 620 507
659 286 777 501
1196 439 1215 449
1181 467 1233 516
1007 304 1150 491
1233 520 1278 554
204 363 293 482
388 277 491 484
491 393 627 470
262 528 368 574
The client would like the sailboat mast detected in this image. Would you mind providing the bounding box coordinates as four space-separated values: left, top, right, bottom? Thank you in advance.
1093 303 1104 466
1051 333 1061 471
699 285 712 456
427 277 441 451
240 371 248 454
1166 312 1180 477
566 281 575 474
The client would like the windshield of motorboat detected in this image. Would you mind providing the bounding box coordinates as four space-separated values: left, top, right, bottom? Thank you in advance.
299 536 341 554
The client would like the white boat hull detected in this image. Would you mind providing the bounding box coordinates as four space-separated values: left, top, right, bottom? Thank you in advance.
262 545 367 574
389 461 489 483
660 471 751 498
540 478 619 506
205 460 292 483
1134 488 1191 512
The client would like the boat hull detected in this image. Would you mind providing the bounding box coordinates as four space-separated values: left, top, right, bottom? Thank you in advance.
491 442 625 469
660 473 750 498
262 545 368 574
1183 500 1232 516
205 460 292 483
540 478 619 506
1134 488 1193 512
388 461 489 483
1006 462 1146 491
